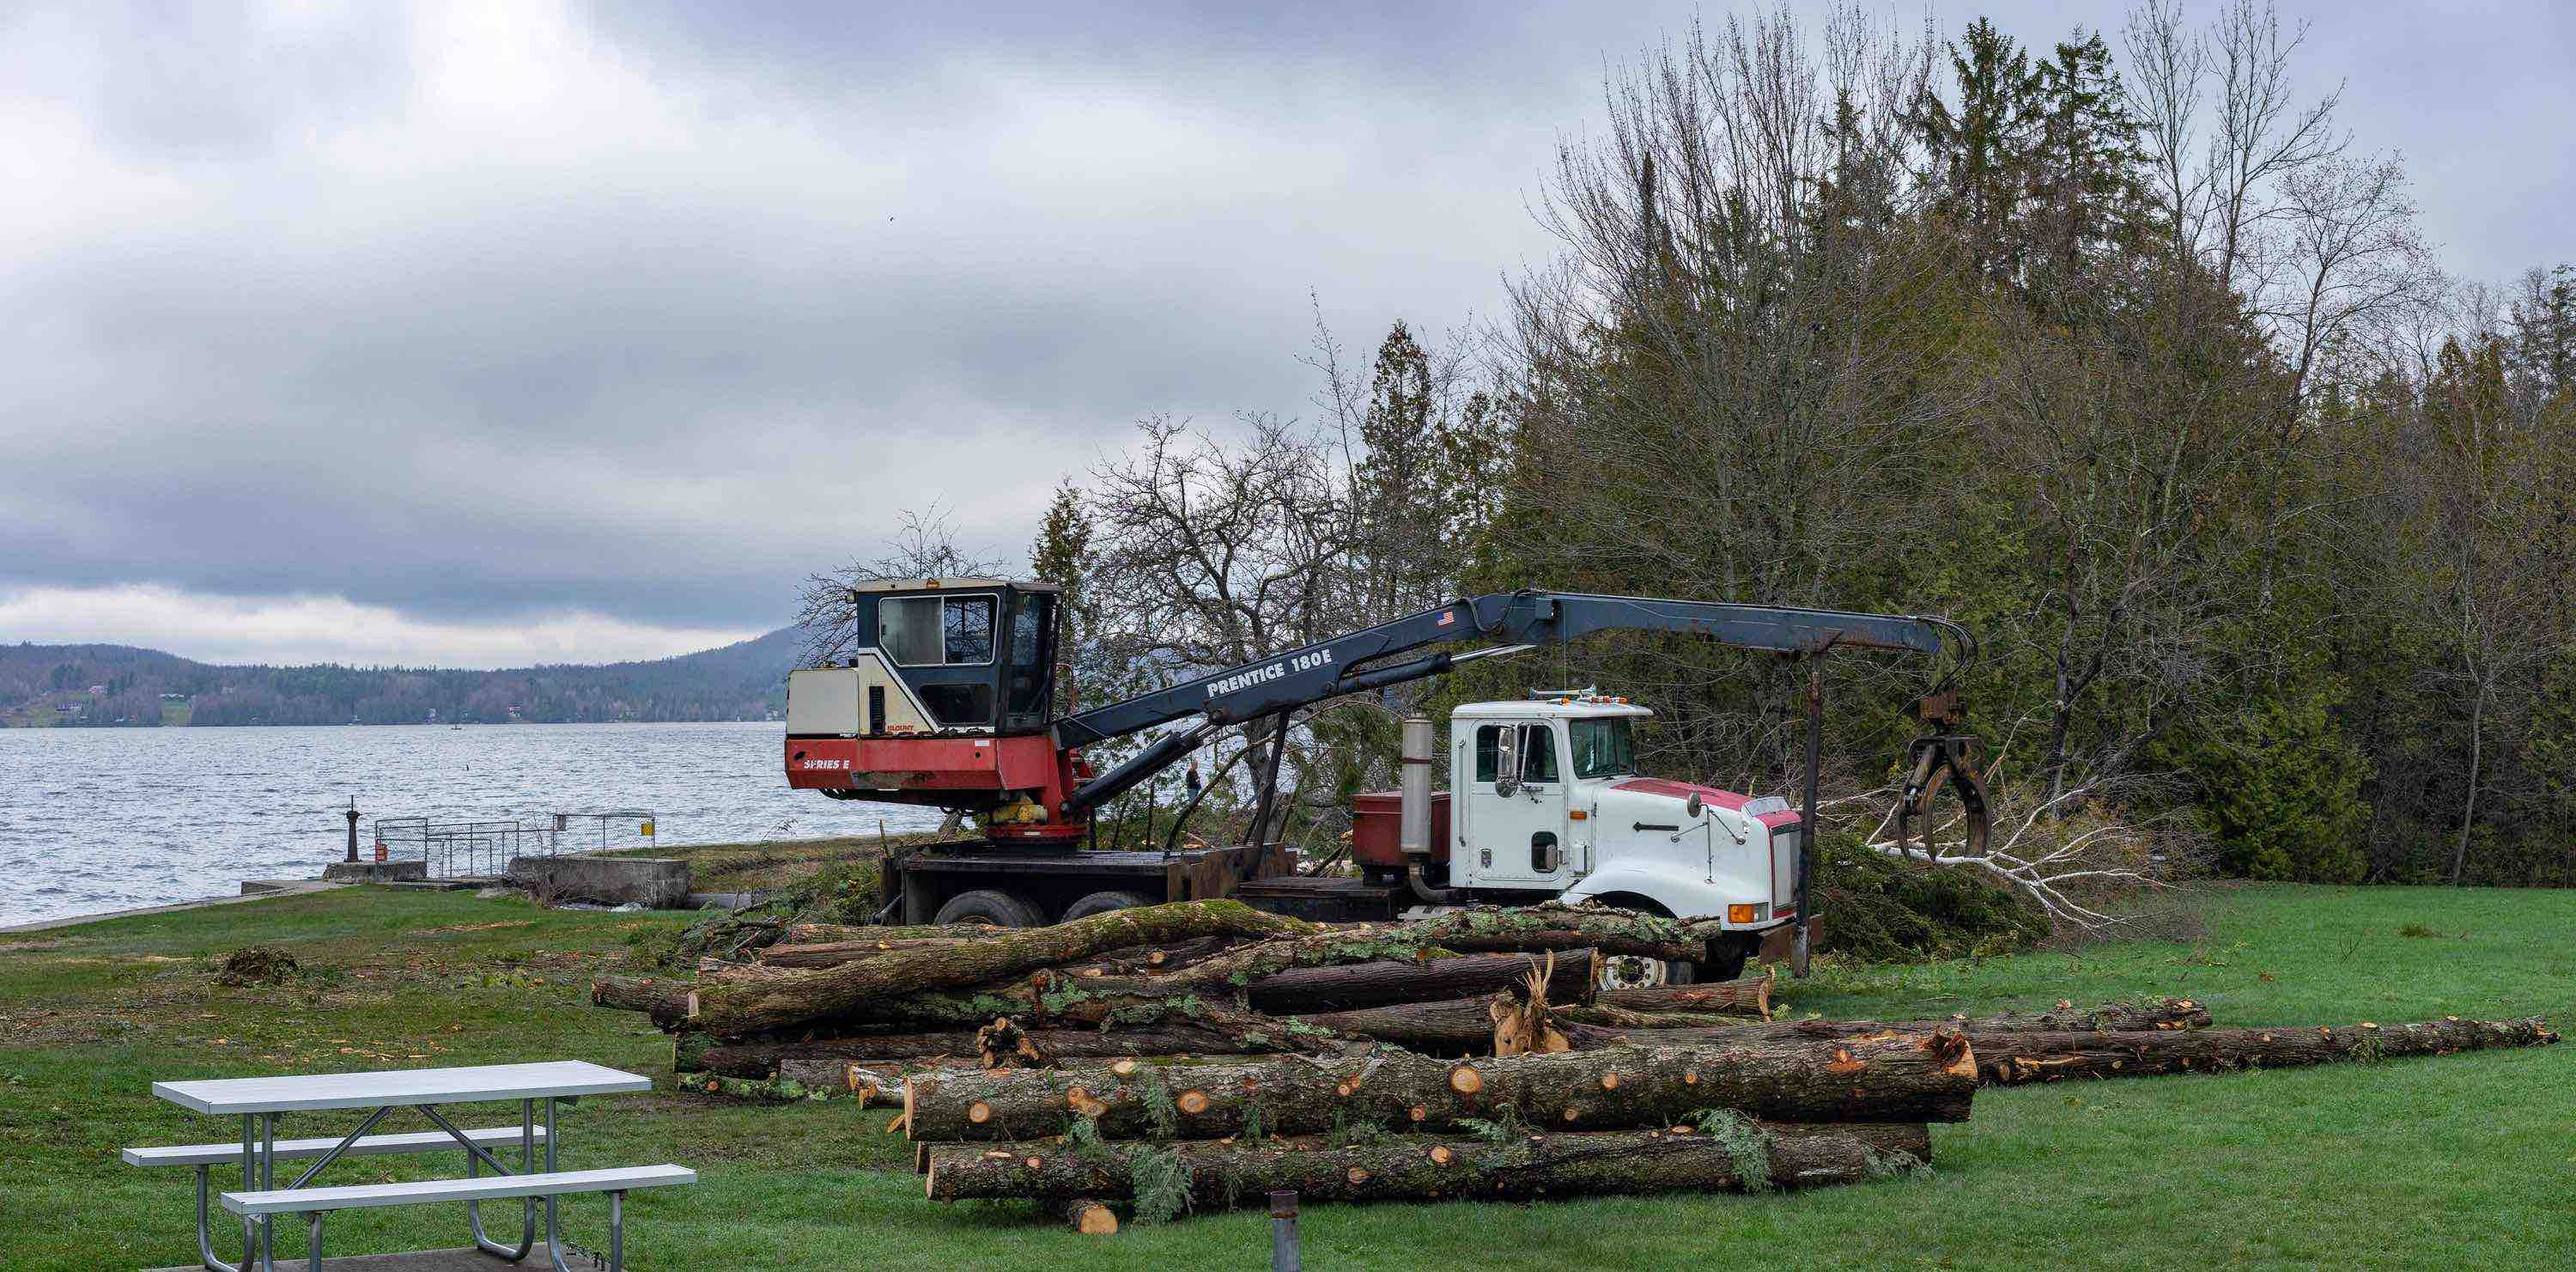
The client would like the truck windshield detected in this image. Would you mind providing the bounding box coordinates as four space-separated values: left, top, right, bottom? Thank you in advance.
1569 718 1636 779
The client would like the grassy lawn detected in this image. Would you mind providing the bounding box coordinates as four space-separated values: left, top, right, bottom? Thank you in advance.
3 879 2569 1269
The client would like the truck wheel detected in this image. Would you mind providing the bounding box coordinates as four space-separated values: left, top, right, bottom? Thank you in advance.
1596 954 1695 991
933 889 1046 928
1060 890 1154 922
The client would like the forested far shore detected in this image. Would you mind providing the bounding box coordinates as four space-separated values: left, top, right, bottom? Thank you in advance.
0 629 800 727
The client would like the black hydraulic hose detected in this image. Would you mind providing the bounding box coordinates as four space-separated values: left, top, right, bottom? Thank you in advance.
1404 855 1458 904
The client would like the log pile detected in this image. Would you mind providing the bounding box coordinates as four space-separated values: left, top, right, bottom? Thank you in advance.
589 899 2561 1230
594 899 1777 1082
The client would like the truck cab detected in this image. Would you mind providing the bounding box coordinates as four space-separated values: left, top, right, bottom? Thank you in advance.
1349 692 1801 979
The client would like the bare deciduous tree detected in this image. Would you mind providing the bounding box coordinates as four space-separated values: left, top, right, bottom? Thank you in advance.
1087 415 1364 847
794 502 1006 668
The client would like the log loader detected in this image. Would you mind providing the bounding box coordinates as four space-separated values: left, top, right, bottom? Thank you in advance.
783 580 1986 978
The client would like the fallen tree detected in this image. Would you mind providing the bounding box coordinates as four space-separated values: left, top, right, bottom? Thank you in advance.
903 1032 1978 1141
1565 999 2215 1051
1598 978 1774 1018
923 1122 1930 1207
1244 950 1595 1015
1971 1016 2558 1085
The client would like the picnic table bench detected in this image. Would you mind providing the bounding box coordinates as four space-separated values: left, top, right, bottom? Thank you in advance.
128 1061 691 1272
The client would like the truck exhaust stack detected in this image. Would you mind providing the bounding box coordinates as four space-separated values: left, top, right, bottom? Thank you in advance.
1398 715 1453 904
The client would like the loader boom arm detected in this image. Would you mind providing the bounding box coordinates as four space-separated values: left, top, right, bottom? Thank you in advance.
1054 589 1968 816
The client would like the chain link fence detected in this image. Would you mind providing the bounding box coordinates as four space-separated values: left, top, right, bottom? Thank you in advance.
370 811 659 879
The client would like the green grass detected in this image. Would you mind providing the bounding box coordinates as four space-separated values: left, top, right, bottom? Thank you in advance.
3 881 2570 1269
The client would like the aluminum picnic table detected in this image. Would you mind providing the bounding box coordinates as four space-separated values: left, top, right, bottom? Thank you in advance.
151 1060 653 1272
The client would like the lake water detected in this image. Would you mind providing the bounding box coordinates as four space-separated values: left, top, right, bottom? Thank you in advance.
0 721 945 926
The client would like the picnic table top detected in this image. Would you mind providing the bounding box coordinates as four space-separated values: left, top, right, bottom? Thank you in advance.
153 1061 650 1116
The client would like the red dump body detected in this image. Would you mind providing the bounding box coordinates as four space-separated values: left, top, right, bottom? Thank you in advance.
1348 789 1452 867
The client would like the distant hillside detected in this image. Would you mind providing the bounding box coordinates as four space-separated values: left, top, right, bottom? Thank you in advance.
0 627 807 727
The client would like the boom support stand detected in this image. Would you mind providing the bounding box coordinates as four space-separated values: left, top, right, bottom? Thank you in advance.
1794 656 1824 978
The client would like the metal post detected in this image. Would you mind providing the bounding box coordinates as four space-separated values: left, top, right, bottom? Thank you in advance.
1793 657 1824 979
608 1190 625 1271
260 1113 277 1271
343 800 359 863
1269 1190 1301 1272
240 1115 258 1272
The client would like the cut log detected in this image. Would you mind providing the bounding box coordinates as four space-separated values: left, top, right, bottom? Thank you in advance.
683 900 1311 1036
1054 1197 1121 1235
1930 999 2212 1033
1294 997 1505 1052
781 922 1005 944
591 975 695 1030
1246 951 1595 1015
1135 907 1708 997
1565 999 2218 1051
1972 1016 2558 1085
976 1017 1050 1068
925 1123 1929 1206
681 1027 1271 1079
1599 977 1773 1018
903 1032 1977 1141
759 937 982 969
1558 1004 1753 1031
1054 934 1240 977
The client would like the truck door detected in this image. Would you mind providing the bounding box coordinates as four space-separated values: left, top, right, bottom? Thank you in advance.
1462 721 1570 890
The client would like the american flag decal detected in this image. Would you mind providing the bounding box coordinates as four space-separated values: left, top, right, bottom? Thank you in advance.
1437 610 1455 626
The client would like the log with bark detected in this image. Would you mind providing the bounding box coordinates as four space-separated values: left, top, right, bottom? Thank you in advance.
1598 977 1775 1018
1971 1016 2557 1085
759 936 984 969
680 900 1312 1036
1564 999 2216 1051
591 975 695 1031
1244 950 1595 1015
1128 906 1713 995
780 922 1005 944
923 1123 1929 1207
1294 997 1517 1053
903 1032 1977 1141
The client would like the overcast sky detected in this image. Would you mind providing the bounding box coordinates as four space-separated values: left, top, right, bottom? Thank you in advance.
3 1 2567 667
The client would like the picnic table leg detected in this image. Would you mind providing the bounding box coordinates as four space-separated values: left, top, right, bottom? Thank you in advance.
260 1113 278 1272
195 1165 242 1272
465 1099 538 1260
543 1098 572 1272
238 1115 261 1272
608 1190 624 1272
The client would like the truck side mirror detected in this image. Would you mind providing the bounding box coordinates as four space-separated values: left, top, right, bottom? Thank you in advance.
1495 727 1521 798
1686 792 1704 820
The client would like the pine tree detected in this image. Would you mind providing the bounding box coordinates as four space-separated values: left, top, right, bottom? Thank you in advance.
1029 480 1097 718
1352 321 1448 618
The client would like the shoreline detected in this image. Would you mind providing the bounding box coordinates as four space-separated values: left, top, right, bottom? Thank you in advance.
0 879 348 934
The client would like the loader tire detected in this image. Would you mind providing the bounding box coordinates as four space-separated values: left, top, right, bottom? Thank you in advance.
1059 890 1155 922
933 889 1047 929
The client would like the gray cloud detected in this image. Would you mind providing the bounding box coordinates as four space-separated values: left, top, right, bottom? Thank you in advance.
1 1 2567 664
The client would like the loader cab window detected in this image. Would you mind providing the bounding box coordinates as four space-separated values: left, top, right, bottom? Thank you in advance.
1569 718 1636 779
1002 591 1057 726
882 595 996 666
881 593 999 730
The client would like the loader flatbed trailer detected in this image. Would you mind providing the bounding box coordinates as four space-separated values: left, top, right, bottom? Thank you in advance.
883 840 1401 927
